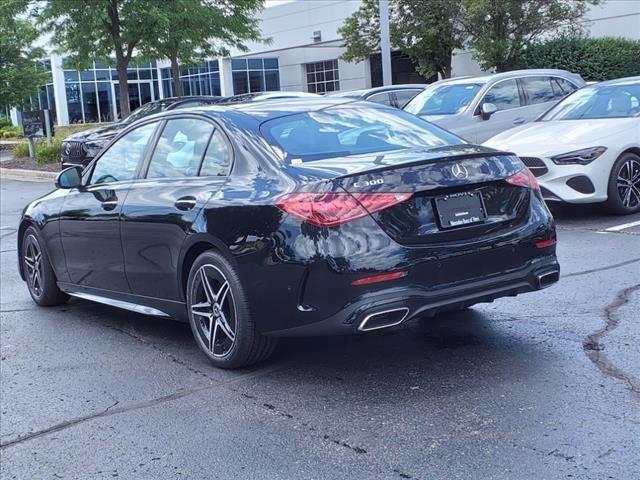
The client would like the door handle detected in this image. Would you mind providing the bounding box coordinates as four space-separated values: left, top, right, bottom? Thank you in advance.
101 199 118 211
513 117 526 125
174 196 197 211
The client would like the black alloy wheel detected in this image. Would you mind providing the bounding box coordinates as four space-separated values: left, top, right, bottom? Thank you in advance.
186 251 277 368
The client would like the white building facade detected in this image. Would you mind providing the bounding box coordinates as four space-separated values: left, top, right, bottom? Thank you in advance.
14 0 640 126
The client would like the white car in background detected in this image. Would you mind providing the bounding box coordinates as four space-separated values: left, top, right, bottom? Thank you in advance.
485 77 640 214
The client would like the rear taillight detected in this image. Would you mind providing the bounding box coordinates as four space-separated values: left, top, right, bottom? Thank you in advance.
505 168 540 190
276 192 412 227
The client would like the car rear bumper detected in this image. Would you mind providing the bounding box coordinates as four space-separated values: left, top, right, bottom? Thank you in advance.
263 253 559 337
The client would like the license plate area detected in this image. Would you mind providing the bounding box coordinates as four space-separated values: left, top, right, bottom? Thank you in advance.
435 190 487 229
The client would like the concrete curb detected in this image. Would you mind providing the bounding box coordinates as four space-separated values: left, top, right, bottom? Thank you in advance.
0 167 57 182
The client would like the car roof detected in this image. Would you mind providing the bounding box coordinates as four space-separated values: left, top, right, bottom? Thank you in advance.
164 95 222 105
157 97 372 123
435 69 583 86
329 84 430 98
593 76 640 87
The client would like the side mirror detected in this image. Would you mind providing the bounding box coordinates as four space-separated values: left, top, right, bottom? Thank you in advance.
55 166 83 189
480 102 498 120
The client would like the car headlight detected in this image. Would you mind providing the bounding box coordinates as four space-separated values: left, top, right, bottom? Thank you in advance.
550 146 607 165
84 141 106 158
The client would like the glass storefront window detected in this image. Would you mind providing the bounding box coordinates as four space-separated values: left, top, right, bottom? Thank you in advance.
64 70 79 83
231 57 280 94
65 83 83 123
96 82 114 122
81 82 99 123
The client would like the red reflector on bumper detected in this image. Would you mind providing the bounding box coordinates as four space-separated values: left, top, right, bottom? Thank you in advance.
351 271 407 286
535 239 556 248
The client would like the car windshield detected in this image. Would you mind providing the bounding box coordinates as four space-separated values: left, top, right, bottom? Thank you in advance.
404 83 483 115
121 100 176 125
540 82 640 121
261 106 464 163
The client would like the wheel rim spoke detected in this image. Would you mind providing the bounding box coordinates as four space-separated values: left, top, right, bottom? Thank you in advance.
215 281 229 306
191 301 212 317
217 311 235 341
200 268 215 303
209 319 218 352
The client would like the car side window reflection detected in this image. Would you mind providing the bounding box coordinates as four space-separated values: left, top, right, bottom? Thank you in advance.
90 122 157 185
199 129 232 176
146 118 214 179
483 79 521 111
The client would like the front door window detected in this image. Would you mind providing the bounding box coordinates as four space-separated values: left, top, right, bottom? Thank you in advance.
90 122 157 184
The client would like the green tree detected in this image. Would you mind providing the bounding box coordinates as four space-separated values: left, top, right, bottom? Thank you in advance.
339 0 464 80
38 0 159 117
0 0 50 109
462 0 600 72
141 0 266 97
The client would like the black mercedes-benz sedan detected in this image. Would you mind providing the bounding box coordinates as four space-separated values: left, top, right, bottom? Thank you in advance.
19 99 559 368
60 96 222 170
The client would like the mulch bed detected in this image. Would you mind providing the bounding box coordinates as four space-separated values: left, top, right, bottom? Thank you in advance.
1 157 60 172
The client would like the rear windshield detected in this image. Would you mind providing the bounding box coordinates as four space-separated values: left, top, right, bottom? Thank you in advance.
261 106 463 163
404 83 483 115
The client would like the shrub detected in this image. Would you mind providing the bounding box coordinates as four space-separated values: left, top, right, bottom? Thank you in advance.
0 116 12 129
11 138 62 164
34 138 63 164
0 125 24 138
519 36 640 81
13 141 30 157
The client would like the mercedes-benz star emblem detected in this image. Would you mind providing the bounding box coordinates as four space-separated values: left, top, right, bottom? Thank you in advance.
451 163 469 179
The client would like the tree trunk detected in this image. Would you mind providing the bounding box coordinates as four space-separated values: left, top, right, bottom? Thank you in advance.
170 56 182 97
116 58 130 118
108 0 131 118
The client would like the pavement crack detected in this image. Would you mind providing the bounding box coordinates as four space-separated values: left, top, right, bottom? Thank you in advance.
103 324 215 380
563 257 640 278
0 364 289 450
583 283 640 396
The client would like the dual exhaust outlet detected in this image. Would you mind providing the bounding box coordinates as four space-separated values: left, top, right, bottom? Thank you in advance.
358 307 409 332
536 269 560 289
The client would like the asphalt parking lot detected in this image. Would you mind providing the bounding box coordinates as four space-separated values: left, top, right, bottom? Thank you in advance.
1 178 639 480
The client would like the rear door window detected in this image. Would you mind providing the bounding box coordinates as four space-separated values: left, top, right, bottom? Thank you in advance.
199 129 232 176
551 77 578 98
146 118 214 179
367 92 394 106
394 89 421 108
520 76 556 105
483 79 521 111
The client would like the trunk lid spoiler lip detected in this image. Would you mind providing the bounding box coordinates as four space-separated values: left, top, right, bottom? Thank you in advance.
287 147 518 181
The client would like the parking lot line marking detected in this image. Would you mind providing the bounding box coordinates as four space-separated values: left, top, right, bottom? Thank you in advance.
605 220 640 232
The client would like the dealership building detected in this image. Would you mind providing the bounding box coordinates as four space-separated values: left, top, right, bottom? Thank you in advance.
9 0 640 127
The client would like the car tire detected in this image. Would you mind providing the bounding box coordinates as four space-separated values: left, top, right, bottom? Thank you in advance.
186 250 277 369
21 226 69 306
606 152 640 214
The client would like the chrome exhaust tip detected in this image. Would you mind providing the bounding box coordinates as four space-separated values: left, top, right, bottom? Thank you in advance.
537 270 559 289
358 307 410 332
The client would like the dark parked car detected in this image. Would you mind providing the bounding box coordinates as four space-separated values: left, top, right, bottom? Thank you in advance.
60 96 222 169
217 91 320 104
327 84 429 108
19 99 559 369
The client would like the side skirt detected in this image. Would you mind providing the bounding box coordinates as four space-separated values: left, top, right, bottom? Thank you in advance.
57 282 188 322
